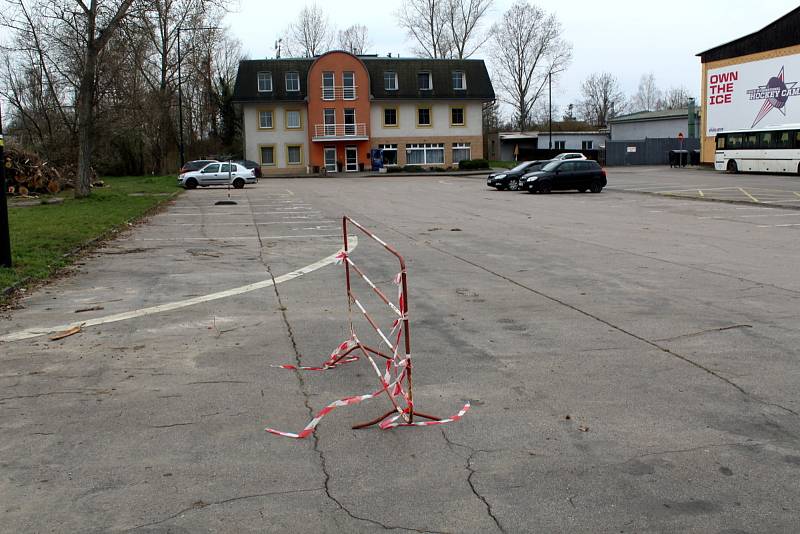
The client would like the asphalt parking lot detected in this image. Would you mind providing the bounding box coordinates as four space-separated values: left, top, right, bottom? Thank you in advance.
2 170 800 533
607 165 800 208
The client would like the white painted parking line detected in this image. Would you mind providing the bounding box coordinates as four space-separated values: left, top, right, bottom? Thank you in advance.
0 237 357 343
161 212 324 217
758 223 800 228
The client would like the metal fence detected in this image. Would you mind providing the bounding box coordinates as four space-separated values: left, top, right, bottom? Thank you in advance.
605 138 700 166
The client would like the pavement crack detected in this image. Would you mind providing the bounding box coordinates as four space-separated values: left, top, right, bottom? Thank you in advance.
148 422 196 429
441 430 505 533
653 324 753 342
122 487 322 531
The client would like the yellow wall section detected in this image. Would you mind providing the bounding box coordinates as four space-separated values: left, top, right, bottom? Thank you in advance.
700 44 800 163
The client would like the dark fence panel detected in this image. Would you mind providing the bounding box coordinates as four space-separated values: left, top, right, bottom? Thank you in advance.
605 138 700 166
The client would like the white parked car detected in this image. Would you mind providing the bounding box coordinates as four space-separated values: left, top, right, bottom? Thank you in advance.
178 162 256 189
552 152 588 161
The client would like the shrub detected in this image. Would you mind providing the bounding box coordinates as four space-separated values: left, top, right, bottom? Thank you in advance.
458 159 490 170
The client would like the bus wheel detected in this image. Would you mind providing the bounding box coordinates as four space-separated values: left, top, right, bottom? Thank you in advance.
727 160 738 174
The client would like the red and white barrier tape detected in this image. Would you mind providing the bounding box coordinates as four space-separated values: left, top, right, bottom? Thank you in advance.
266 262 468 438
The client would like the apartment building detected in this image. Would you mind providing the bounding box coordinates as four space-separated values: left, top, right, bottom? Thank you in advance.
233 51 495 174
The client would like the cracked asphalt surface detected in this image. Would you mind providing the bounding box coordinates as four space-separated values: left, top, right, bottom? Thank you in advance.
1 171 800 533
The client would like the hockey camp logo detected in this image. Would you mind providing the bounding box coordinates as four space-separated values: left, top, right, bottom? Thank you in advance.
747 66 800 127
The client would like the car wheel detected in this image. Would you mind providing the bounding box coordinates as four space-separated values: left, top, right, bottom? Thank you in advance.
727 160 738 174
509 178 519 191
184 178 198 189
589 181 603 193
539 181 552 194
233 178 245 189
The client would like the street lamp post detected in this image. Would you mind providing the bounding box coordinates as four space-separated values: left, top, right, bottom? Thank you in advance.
0 100 11 268
548 71 553 151
176 26 221 169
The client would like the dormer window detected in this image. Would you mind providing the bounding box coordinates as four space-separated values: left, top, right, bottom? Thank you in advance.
286 71 300 92
257 72 272 92
417 72 432 90
384 71 398 90
452 71 466 90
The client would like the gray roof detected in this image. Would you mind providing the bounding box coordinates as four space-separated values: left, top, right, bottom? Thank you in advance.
609 108 689 124
697 7 800 63
233 55 495 103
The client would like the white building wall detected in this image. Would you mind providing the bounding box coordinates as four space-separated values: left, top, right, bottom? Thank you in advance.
370 100 483 138
242 103 308 169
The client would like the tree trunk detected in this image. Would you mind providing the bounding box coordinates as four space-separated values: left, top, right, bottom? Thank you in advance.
75 44 98 198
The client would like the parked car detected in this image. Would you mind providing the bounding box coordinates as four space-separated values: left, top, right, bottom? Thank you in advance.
552 153 587 161
521 160 606 193
178 162 256 189
179 159 218 174
234 159 262 179
486 160 550 191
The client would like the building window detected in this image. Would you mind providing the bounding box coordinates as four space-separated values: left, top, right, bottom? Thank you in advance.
344 108 356 135
379 143 398 166
260 145 275 166
384 71 398 91
406 143 445 165
286 71 300 92
582 140 593 150
257 72 272 92
417 72 432 90
450 107 465 126
287 145 303 165
452 142 471 163
258 110 273 129
417 106 432 127
554 140 566 150
383 108 398 127
286 110 301 129
323 108 336 136
452 71 466 90
343 71 355 99
322 72 334 100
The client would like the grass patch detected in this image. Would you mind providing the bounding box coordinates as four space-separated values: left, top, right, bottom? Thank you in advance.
488 160 518 169
1 175 180 301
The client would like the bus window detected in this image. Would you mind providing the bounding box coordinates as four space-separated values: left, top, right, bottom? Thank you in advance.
744 134 758 149
795 131 800 149
716 135 726 149
729 134 743 148
775 131 791 149
759 132 773 149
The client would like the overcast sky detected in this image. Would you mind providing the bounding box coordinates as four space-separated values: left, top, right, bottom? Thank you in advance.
226 0 798 118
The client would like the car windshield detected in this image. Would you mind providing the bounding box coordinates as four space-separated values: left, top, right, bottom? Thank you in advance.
509 162 532 173
542 161 561 171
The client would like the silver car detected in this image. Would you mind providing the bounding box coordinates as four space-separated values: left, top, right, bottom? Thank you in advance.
178 162 256 189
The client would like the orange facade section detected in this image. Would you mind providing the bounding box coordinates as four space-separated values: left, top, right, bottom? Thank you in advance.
307 51 372 171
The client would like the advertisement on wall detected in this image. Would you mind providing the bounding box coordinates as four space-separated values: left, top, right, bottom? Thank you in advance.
706 53 800 136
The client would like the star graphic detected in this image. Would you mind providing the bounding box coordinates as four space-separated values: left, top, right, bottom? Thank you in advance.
752 67 798 127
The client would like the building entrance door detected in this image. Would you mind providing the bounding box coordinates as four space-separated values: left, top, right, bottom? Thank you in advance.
324 147 337 173
345 147 358 172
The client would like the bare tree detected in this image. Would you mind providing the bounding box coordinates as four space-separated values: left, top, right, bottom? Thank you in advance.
578 72 626 127
489 0 571 131
398 0 451 59
446 0 493 59
282 3 333 58
659 86 692 110
337 24 370 55
632 72 661 112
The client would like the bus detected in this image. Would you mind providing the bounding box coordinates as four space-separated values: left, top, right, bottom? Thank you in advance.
714 125 800 174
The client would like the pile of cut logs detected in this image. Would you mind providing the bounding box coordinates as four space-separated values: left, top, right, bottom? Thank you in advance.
3 146 96 196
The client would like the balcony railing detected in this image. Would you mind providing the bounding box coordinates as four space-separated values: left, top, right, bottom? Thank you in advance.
313 123 367 140
320 85 357 100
